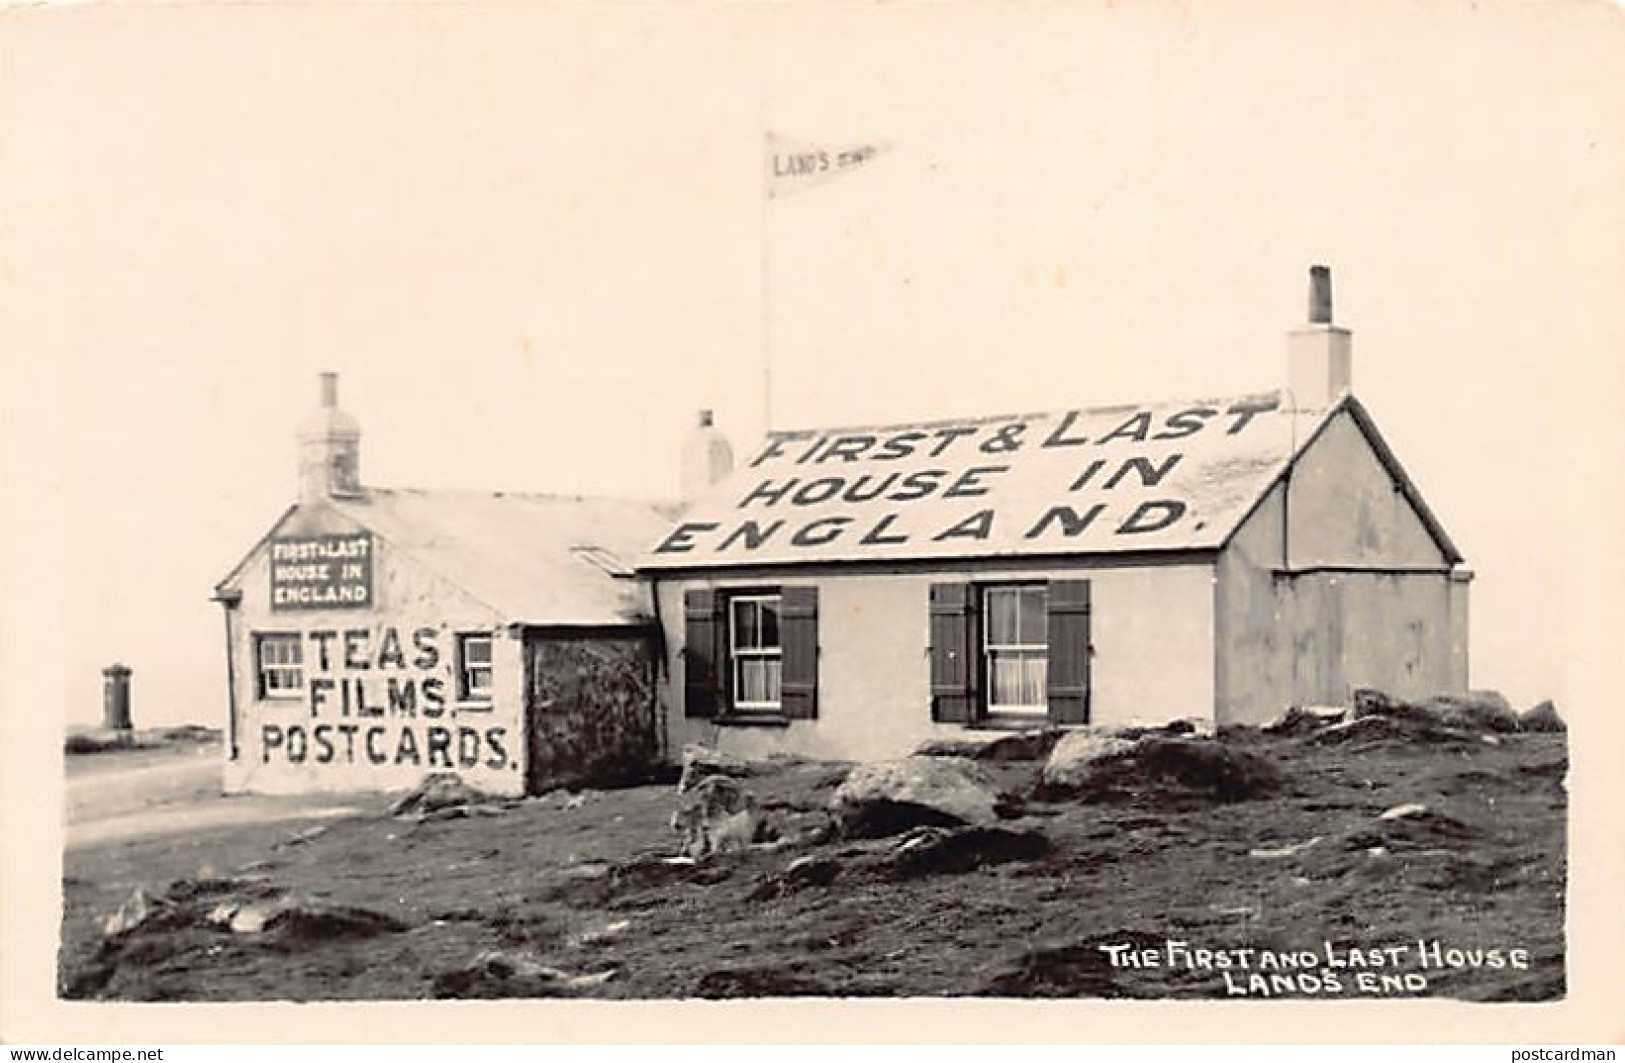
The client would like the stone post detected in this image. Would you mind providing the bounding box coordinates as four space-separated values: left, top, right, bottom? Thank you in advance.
102 663 133 732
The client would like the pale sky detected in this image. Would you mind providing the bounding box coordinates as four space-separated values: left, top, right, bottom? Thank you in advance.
2 1 1621 728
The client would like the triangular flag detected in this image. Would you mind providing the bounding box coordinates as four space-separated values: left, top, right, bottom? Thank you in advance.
765 132 891 200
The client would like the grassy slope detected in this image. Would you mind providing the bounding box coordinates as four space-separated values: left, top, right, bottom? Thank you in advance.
58 727 1566 1001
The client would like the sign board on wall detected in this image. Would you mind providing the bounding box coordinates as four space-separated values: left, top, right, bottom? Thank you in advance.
254 624 514 775
646 391 1321 568
270 533 373 610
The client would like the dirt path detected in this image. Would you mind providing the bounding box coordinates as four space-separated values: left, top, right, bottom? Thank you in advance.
64 740 368 849
66 757 220 822
66 797 368 850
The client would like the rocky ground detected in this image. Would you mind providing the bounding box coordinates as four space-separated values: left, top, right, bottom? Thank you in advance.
58 692 1567 1002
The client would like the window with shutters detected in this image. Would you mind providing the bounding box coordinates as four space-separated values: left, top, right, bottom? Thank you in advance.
684 585 818 722
728 594 783 712
982 584 1049 716
931 579 1091 726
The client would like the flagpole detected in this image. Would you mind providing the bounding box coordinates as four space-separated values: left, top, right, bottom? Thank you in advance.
757 128 888 435
760 119 773 433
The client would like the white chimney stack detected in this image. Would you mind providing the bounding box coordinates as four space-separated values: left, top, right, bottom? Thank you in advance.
1288 264 1353 410
296 371 363 503
681 408 734 498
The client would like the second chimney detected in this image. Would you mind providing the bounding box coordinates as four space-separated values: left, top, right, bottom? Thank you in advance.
296 371 363 503
681 408 734 498
1288 265 1353 411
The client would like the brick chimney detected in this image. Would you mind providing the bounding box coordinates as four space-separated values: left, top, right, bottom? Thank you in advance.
1288 265 1353 410
297 371 363 503
681 408 734 498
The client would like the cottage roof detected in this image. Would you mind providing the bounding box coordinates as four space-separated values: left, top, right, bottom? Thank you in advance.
219 489 678 626
641 390 1461 570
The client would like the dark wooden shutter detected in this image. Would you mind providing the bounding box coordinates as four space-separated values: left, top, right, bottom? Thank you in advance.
779 586 819 719
929 582 979 722
682 588 722 718
1046 579 1092 724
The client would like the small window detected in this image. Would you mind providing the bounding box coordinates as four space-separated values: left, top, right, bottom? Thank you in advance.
255 633 304 699
728 594 782 713
983 584 1049 716
457 633 494 702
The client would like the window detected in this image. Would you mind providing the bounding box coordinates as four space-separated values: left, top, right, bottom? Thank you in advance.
728 594 783 712
982 584 1049 715
683 587 818 722
457 633 494 701
930 579 1091 725
255 633 304 698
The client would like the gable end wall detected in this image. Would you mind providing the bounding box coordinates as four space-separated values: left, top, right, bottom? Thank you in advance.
222 504 528 796
1215 409 1468 724
1282 410 1450 569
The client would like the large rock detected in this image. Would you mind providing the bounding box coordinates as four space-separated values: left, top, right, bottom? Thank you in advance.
390 772 506 819
102 887 163 938
758 807 837 849
914 729 1063 762
747 854 843 901
431 949 615 999
104 877 401 945
1151 717 1212 737
1519 700 1566 733
882 824 1052 879
1039 737 1282 804
1351 688 1521 735
677 744 753 793
1039 730 1140 791
1309 713 1469 749
1421 691 1522 733
830 755 1013 838
261 900 409 941
1350 688 1439 724
1262 705 1346 736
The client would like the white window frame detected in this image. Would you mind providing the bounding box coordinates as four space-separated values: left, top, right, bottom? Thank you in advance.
255 633 305 700
728 593 783 714
457 632 495 703
982 584 1049 716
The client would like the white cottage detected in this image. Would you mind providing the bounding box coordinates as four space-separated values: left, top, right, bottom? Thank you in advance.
214 374 674 796
641 269 1471 762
